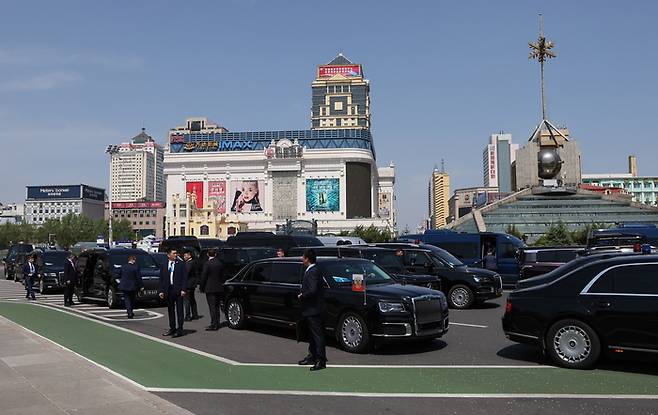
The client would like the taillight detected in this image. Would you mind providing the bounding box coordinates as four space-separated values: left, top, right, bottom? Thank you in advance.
633 243 642 252
505 300 513 314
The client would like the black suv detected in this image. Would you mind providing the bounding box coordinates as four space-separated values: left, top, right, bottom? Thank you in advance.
32 250 71 293
3 243 34 280
288 246 441 291
373 243 502 309
504 253 658 369
226 232 322 254
76 249 161 308
518 246 585 280
224 257 449 353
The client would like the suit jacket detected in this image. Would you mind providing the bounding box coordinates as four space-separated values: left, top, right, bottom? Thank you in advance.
199 258 225 293
118 263 143 291
300 264 325 317
184 259 199 290
23 262 37 279
159 260 187 294
63 260 77 283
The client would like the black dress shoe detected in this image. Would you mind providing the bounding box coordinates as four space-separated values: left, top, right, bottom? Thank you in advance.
162 330 176 336
127 314 134 319
172 331 184 338
184 316 192 322
205 325 218 331
298 357 316 366
310 361 326 371
192 315 201 320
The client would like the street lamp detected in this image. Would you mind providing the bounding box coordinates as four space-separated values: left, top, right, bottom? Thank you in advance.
105 145 120 247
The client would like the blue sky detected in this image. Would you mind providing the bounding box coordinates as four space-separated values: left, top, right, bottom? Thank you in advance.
1 1 657 230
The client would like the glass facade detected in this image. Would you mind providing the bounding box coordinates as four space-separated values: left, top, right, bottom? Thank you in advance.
169 128 375 157
582 176 658 206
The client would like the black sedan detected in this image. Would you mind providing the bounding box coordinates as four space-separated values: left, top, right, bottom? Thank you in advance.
503 253 658 369
223 257 449 353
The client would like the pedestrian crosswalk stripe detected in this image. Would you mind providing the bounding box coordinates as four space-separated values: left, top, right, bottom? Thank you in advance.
0 280 163 322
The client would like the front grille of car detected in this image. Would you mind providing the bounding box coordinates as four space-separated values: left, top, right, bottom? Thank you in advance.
412 295 445 336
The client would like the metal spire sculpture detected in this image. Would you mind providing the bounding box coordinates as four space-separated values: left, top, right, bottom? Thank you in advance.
527 14 568 144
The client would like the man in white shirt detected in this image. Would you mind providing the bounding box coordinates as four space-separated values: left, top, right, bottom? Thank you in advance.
159 248 188 338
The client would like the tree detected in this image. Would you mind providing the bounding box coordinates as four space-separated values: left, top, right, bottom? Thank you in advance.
349 225 392 243
571 222 610 245
534 222 574 246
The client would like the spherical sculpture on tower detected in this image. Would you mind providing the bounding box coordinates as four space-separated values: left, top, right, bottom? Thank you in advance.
537 147 562 179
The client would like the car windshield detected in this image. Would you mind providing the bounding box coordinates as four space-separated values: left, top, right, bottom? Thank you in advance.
360 251 405 274
110 253 158 269
321 260 394 286
42 252 68 266
422 245 464 266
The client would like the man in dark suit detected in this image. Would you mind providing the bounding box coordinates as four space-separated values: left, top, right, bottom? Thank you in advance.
118 255 144 319
22 255 37 300
159 248 187 338
297 249 326 371
183 250 200 321
199 248 225 331
63 253 77 306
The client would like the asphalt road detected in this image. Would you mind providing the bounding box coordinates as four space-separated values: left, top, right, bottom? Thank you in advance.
2 265 658 415
109 291 544 366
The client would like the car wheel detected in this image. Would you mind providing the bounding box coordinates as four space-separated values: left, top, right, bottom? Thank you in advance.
39 279 47 295
448 284 474 309
337 312 370 353
546 319 601 369
225 297 246 329
106 285 120 309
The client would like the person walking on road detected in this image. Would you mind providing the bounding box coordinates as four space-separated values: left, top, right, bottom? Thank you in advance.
22 255 37 300
297 249 327 371
183 250 200 321
118 255 143 319
63 253 77 306
159 249 187 338
199 248 225 331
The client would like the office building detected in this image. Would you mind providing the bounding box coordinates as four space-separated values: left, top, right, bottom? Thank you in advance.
163 55 395 237
105 201 166 239
24 185 105 225
110 129 165 202
483 133 518 192
428 167 450 229
583 156 658 206
0 203 24 224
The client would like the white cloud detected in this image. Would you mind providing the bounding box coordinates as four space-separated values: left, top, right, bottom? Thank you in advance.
0 71 82 92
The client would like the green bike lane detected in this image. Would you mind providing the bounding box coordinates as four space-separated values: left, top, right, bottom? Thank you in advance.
1 301 657 397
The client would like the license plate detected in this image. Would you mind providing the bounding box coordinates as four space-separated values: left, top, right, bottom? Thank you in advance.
144 290 158 296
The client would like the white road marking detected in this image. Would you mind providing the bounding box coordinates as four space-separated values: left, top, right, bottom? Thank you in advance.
449 322 488 328
145 388 658 400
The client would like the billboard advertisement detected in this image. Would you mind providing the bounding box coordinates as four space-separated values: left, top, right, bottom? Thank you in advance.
208 181 227 214
27 185 81 200
230 180 264 213
306 179 340 212
82 185 105 201
318 65 361 78
378 192 392 218
185 181 204 209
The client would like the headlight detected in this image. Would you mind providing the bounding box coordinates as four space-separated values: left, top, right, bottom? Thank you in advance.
439 294 448 309
49 273 58 277
378 302 406 313
473 276 482 283
115 278 121 284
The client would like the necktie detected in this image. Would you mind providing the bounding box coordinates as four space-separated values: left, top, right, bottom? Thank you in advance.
29 263 34 274
169 262 174 285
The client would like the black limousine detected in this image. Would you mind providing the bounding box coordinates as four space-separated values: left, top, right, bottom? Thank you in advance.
503 253 658 369
224 257 450 353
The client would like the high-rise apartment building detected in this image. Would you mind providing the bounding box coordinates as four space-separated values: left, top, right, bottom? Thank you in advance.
429 167 450 229
110 129 165 202
483 133 518 193
311 54 370 130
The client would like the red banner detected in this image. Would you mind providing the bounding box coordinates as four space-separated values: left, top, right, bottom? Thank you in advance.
352 274 365 292
319 65 361 78
186 181 204 209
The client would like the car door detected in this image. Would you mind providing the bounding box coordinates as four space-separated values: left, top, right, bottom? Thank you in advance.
258 262 303 322
496 240 520 286
403 250 435 275
92 253 110 297
583 263 658 350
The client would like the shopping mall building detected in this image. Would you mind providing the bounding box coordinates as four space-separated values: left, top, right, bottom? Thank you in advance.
163 55 396 238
